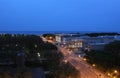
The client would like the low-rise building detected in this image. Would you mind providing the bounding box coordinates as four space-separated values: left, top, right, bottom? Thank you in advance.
114 35 120 40
55 34 120 51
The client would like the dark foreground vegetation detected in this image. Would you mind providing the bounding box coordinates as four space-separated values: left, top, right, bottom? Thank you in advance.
0 34 79 78
46 62 80 78
42 34 55 41
0 68 32 78
85 41 120 78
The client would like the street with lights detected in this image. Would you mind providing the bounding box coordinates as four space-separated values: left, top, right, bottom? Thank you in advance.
42 36 111 78
59 46 110 78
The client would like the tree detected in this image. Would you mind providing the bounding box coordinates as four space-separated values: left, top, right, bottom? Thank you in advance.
23 71 32 78
55 62 80 78
85 32 120 37
85 41 120 76
3 71 12 78
0 74 3 78
104 41 120 55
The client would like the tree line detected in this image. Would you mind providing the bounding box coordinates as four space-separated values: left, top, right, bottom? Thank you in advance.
85 40 120 78
85 32 120 37
0 34 80 78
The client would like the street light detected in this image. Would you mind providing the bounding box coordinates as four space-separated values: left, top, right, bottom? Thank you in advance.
113 76 117 78
92 64 96 67
114 70 118 74
83 58 87 61
64 60 68 63
78 55 80 58
107 73 111 76
49 36 53 40
37 53 40 57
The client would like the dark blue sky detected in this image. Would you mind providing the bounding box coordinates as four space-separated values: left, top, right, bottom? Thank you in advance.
0 0 120 31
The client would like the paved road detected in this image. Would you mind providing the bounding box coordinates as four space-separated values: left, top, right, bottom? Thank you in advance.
41 37 110 78
59 47 109 78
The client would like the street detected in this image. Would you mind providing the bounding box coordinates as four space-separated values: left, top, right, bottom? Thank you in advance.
42 37 110 78
59 47 109 78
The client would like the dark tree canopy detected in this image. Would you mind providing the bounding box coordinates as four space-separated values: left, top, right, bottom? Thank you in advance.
104 40 120 55
85 32 120 37
42 34 55 38
85 41 120 78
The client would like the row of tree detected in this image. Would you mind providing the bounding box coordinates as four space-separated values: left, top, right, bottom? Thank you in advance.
85 41 120 78
0 34 58 59
0 68 32 78
0 34 80 78
85 32 120 37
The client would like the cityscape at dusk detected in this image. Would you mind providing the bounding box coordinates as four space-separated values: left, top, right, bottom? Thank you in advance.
0 0 120 78
0 32 119 78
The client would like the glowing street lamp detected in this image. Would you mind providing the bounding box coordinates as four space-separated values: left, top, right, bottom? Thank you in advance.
78 55 80 57
37 53 40 57
113 76 117 78
107 73 111 76
83 58 87 61
64 60 68 63
92 64 96 67
114 70 118 74
49 36 53 40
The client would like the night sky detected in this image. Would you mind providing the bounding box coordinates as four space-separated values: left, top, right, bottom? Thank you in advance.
0 0 120 31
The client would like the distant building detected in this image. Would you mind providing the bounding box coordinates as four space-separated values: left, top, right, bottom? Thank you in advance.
65 40 85 48
80 36 115 50
55 34 120 51
55 34 62 43
55 34 85 49
81 36 115 44
114 35 120 40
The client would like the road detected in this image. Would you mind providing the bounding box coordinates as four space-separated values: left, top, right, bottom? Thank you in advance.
41 37 109 78
59 47 109 78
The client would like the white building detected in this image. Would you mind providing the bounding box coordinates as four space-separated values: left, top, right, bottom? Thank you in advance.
55 35 62 43
55 34 85 49
55 34 120 51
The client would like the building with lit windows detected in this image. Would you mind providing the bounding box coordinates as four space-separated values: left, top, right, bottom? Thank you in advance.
55 34 120 51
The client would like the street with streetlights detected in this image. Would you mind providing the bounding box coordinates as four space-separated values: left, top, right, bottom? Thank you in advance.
58 46 110 78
